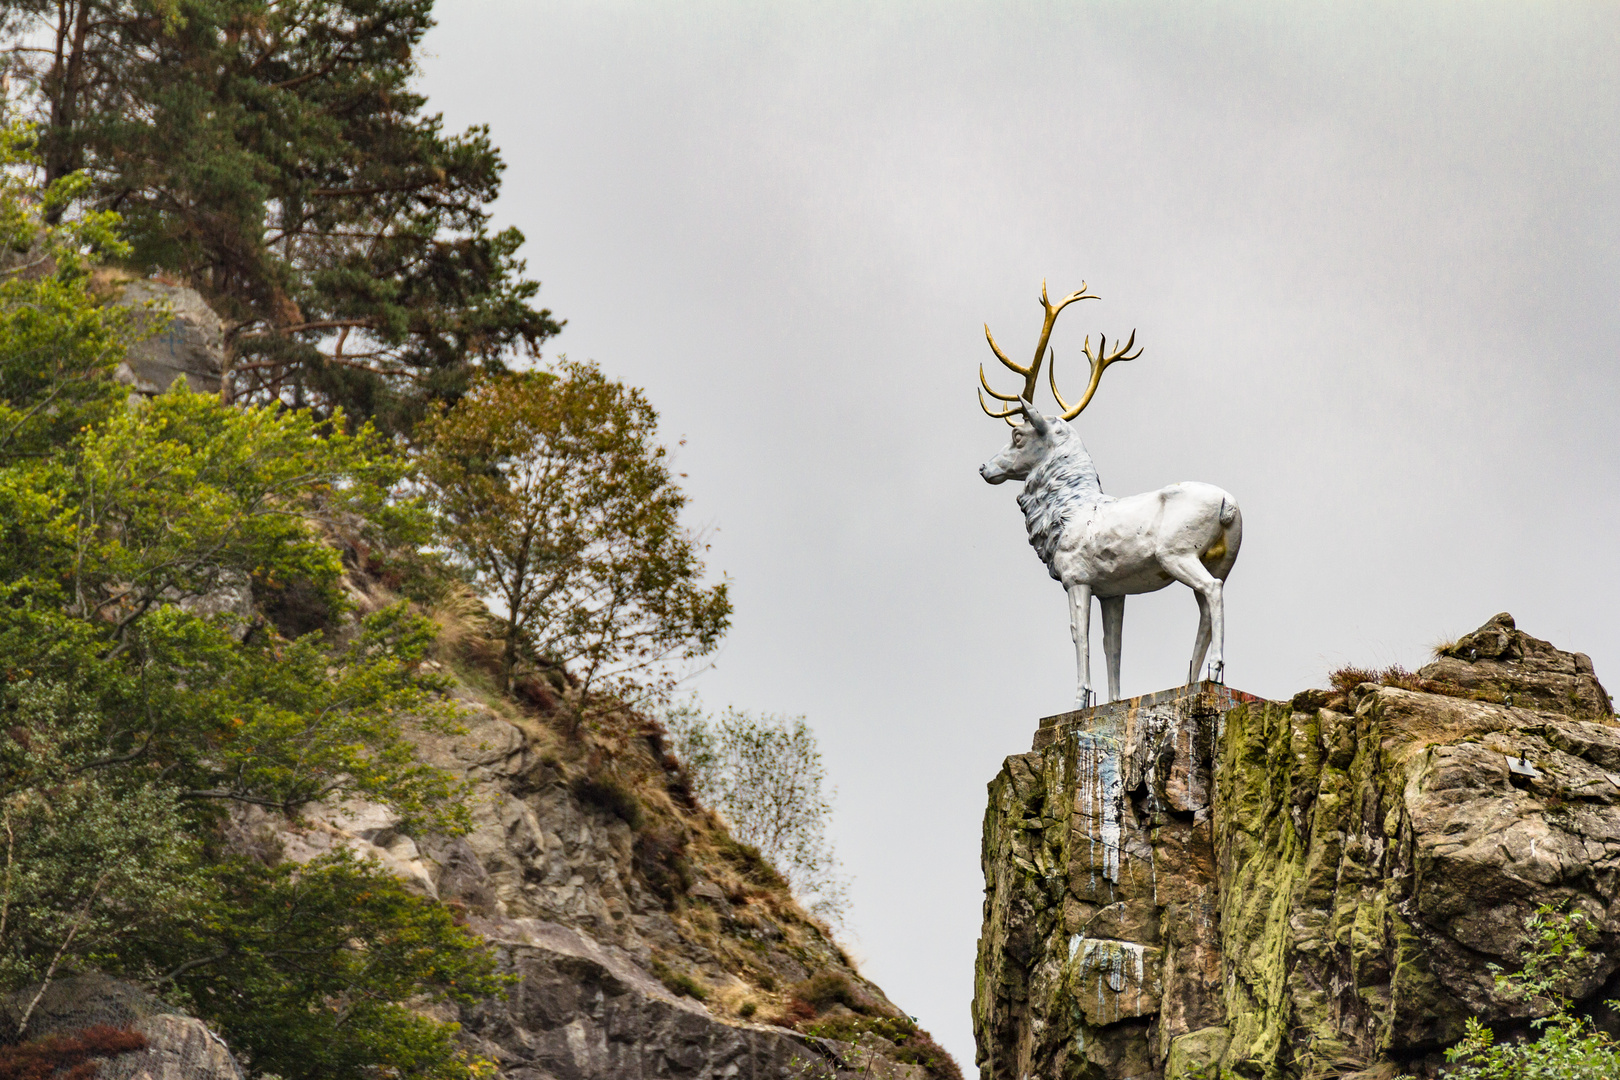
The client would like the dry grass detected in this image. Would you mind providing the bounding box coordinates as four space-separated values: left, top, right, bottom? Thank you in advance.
1327 664 1424 696
426 582 503 670
1430 635 1464 660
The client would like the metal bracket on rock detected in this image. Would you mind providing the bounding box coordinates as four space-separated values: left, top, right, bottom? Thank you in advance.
1506 754 1543 781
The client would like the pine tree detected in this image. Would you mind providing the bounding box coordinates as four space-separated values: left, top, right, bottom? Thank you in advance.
3 0 561 430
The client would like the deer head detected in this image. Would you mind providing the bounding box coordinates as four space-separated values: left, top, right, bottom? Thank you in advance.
978 280 1142 483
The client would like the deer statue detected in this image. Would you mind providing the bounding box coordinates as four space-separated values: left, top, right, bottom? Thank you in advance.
977 282 1241 707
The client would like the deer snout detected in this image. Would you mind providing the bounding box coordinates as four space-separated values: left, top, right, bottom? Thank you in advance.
980 461 1010 485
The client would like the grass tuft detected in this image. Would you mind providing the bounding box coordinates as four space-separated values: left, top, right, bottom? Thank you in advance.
571 774 644 829
1328 664 1423 696
650 958 709 1001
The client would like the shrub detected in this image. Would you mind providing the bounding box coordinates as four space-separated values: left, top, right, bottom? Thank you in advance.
715 834 789 892
632 827 693 901
793 971 872 1015
1328 664 1423 696
0 1026 148 1080
802 1015 963 1080
1428 905 1620 1080
767 998 817 1029
571 775 643 829
649 959 708 1001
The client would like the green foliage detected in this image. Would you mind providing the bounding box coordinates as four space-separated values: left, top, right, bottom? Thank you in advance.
5 0 561 429
0 680 197 995
0 123 137 460
0 156 492 1077
417 362 731 702
152 851 506 1080
1431 906 1620 1080
664 704 848 924
648 958 708 1002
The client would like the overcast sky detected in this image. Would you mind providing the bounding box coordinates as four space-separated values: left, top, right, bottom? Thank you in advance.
419 2 1620 1065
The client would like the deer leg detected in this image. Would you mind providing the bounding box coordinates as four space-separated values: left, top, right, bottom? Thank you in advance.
1067 583 1093 708
1100 595 1124 702
1190 591 1213 685
1161 556 1225 685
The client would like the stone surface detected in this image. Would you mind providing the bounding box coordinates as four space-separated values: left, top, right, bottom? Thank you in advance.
975 683 1260 1080
975 615 1620 1080
229 689 948 1079
1 976 243 1080
457 915 888 1080
1418 611 1611 717
113 281 225 396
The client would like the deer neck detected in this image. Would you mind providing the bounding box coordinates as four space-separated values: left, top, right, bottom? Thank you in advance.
1016 439 1104 572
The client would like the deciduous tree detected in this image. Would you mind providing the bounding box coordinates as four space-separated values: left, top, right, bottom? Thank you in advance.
663 704 849 925
0 122 135 460
417 362 731 705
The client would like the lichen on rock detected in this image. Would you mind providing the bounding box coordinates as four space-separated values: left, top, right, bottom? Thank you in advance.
975 614 1618 1080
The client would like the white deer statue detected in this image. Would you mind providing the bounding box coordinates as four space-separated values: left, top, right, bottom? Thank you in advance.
977 282 1241 707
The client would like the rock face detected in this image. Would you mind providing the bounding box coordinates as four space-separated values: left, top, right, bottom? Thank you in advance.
231 669 944 1080
974 615 1618 1080
0 975 244 1080
1419 612 1610 717
975 684 1261 1080
112 280 225 396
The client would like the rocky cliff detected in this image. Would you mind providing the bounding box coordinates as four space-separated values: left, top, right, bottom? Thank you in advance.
234 555 964 1080
13 281 960 1080
974 614 1617 1080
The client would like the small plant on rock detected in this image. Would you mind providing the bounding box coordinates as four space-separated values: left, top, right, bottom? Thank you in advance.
649 958 708 1001
1429 905 1620 1080
1328 664 1424 696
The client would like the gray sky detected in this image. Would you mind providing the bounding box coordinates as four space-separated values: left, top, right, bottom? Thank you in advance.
419 2 1620 1065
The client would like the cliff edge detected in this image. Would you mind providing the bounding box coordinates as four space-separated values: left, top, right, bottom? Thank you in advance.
974 613 1617 1080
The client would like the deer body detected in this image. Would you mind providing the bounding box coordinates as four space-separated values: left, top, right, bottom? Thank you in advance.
982 412 1241 704
975 281 1242 706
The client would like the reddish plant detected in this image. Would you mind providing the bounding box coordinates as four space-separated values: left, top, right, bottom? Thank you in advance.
0 1026 147 1080
768 998 818 1029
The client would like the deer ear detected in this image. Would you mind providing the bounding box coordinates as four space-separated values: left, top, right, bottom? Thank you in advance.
1022 400 1049 435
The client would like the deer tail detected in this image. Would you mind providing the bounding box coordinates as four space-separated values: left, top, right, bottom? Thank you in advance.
1219 498 1238 527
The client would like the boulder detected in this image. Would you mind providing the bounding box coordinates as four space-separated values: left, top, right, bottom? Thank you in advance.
0 975 243 1080
1419 611 1612 716
113 281 225 396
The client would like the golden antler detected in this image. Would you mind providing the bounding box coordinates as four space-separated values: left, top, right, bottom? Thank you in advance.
1049 329 1142 420
978 281 1100 425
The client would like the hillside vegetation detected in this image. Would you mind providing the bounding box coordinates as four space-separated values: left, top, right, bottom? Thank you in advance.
0 24 959 1077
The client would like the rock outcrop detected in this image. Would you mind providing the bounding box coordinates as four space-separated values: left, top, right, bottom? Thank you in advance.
974 615 1617 1079
0 975 244 1080
227 572 956 1080
110 280 226 396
